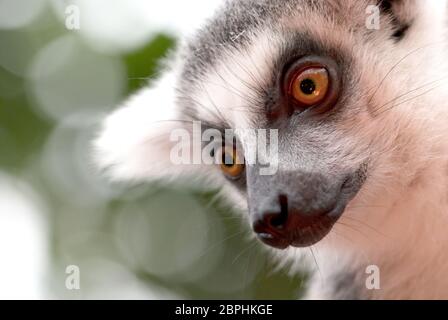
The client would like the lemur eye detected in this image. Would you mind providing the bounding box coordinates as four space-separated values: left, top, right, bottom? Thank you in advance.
283 56 340 114
290 67 329 105
219 146 245 179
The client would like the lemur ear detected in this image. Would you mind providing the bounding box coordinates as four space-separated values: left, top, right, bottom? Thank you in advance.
93 71 201 183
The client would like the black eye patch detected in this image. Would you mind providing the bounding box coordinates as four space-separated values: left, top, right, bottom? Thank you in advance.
391 24 410 41
378 0 411 41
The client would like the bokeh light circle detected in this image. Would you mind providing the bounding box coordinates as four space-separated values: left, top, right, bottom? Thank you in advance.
114 190 224 284
27 34 126 122
0 172 48 299
0 0 46 30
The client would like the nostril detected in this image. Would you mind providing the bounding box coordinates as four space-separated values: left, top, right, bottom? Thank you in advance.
268 195 289 229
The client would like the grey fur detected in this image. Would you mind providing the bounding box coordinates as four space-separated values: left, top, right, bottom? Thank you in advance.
178 0 411 82
176 0 412 123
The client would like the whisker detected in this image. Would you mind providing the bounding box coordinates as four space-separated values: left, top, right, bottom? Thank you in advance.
232 240 258 265
197 229 248 260
215 61 264 106
368 41 448 104
336 221 371 240
376 83 447 117
341 215 390 239
373 75 448 115
309 245 322 281
200 82 232 126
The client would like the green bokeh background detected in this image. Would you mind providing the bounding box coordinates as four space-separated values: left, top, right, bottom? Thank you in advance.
0 4 305 299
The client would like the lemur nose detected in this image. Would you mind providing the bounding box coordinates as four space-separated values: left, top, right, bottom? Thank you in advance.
252 195 338 249
264 194 289 229
252 195 290 249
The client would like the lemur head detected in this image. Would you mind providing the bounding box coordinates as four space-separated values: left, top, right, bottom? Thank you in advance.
95 0 448 251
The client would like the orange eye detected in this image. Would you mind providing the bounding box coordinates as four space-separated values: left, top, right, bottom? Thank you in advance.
219 146 245 179
290 67 329 106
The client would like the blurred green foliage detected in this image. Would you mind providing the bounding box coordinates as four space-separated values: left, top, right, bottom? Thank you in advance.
0 7 304 299
125 34 175 94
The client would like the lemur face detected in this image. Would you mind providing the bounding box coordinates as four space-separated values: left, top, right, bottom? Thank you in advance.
95 0 448 250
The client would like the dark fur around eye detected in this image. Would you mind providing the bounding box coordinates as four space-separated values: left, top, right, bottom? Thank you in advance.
378 0 411 41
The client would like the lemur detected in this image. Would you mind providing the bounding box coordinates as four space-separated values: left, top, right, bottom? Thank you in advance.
94 0 448 299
